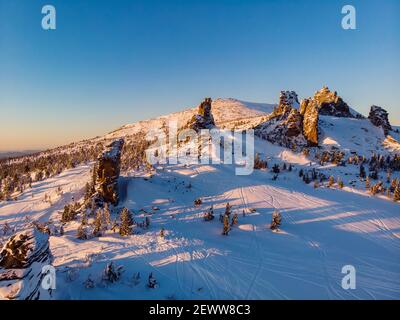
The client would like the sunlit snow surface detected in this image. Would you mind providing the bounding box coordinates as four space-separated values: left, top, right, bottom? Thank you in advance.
1 100 399 300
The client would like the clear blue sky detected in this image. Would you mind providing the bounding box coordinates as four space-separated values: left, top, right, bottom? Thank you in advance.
0 0 399 151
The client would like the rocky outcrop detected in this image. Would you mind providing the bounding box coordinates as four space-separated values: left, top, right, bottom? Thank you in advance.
95 138 124 206
184 98 215 132
368 105 392 135
300 98 319 146
0 229 52 300
274 91 300 115
255 91 307 148
313 86 353 118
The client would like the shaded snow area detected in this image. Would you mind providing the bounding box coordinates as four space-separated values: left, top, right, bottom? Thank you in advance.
1 154 399 300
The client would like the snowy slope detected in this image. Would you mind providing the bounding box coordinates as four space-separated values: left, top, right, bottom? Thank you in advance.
1 138 399 299
1 96 400 300
105 98 275 140
319 116 400 155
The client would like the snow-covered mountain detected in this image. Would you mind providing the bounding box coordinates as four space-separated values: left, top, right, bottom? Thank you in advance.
1 88 400 300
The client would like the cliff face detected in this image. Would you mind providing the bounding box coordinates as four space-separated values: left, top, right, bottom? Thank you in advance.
300 98 319 146
0 229 53 300
368 105 392 135
95 138 124 206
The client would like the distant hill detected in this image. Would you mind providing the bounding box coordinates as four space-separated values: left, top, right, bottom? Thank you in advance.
0 150 41 160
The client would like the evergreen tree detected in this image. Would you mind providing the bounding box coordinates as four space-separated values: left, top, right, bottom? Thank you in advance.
103 203 111 226
144 216 151 229
272 164 280 174
119 207 133 236
328 176 335 188
224 202 232 216
222 215 230 235
338 177 344 189
77 224 88 240
84 182 92 201
231 213 238 226
204 205 215 221
102 262 123 283
394 184 400 202
61 204 77 223
366 176 371 189
81 211 88 226
270 210 282 231
359 164 366 179
93 209 103 237
148 272 157 288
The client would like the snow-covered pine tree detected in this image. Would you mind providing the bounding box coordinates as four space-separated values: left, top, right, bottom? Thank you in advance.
61 204 77 223
359 164 366 179
328 176 335 188
394 184 400 202
132 272 141 286
84 275 95 289
338 177 344 189
81 211 88 226
77 224 88 240
148 272 157 288
102 262 123 283
103 203 111 227
222 215 230 235
231 213 238 226
111 218 118 232
119 207 133 236
270 210 282 231
144 216 151 229
366 176 371 189
84 182 92 201
224 202 232 216
93 209 103 237
204 205 215 221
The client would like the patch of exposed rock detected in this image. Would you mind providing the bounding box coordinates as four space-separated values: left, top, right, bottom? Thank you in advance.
368 105 392 135
183 98 215 132
255 91 308 148
273 91 300 115
313 86 353 118
0 229 53 300
95 138 124 206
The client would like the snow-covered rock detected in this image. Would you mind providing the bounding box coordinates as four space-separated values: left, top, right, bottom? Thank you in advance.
95 138 124 206
313 86 353 118
0 228 52 300
368 105 392 135
182 98 215 132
